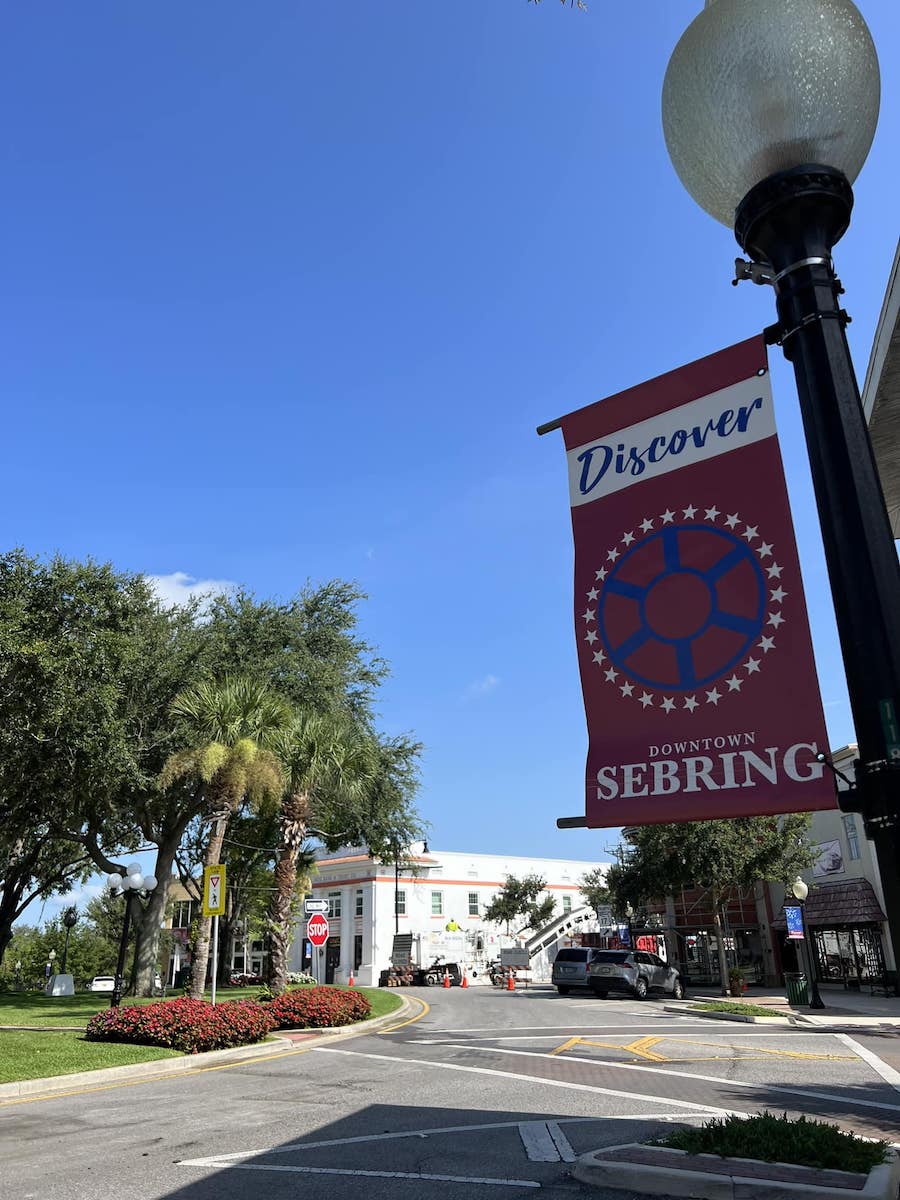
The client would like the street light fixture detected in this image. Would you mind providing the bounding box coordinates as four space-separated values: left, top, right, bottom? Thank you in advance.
662 0 900 985
107 863 158 1008
61 906 78 974
791 877 826 1009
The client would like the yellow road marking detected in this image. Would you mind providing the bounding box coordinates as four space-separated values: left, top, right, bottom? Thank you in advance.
378 997 430 1034
549 1036 583 1056
623 1036 669 1063
547 1032 852 1066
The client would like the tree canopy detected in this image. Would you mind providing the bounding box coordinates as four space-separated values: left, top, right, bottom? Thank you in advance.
483 873 556 935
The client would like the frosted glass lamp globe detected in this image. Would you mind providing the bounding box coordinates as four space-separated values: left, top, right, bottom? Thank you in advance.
662 0 880 226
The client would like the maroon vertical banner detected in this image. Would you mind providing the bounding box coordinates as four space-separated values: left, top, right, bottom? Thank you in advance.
556 336 836 828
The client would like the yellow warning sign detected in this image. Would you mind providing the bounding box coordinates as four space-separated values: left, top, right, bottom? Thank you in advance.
203 864 226 916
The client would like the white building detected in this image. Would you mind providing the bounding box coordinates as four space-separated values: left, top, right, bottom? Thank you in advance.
290 846 609 986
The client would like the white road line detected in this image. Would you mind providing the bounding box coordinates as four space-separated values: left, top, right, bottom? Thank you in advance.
437 1042 900 1116
837 1034 900 1095
311 1046 735 1115
546 1122 577 1162
178 1160 541 1187
518 1121 561 1162
417 1030 809 1042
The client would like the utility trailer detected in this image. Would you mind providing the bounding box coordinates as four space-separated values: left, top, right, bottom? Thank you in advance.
378 933 462 987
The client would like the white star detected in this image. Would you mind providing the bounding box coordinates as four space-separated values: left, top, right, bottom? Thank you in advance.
604 667 619 683
587 587 599 601
758 636 775 653
639 691 654 708
725 513 740 529
745 657 761 674
620 681 634 697
622 530 635 546
682 504 697 519
585 630 598 644
592 650 606 664
582 608 595 623
743 524 759 541
766 563 783 579
596 567 608 581
683 695 699 712
726 674 742 691
768 612 785 629
661 697 676 713
758 541 774 558
640 517 654 533
705 688 721 705
607 547 620 562
660 509 675 524
770 586 787 603
704 506 720 521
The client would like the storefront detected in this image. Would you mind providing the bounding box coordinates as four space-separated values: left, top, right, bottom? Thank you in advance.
773 879 889 993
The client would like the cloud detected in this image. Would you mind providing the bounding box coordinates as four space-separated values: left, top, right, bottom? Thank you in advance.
465 674 500 700
146 571 236 610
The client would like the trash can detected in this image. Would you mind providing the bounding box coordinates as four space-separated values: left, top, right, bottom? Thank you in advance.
785 972 809 1006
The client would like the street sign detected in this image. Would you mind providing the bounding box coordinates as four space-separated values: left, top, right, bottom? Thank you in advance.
307 913 329 947
785 905 805 940
202 865 226 916
304 898 330 915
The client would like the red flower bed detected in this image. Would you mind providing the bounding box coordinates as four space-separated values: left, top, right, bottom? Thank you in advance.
267 986 370 1029
85 997 274 1054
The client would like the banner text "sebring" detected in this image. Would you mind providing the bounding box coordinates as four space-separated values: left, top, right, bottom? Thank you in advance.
596 742 824 799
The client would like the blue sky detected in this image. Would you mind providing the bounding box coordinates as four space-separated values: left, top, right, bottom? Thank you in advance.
3 2 898 919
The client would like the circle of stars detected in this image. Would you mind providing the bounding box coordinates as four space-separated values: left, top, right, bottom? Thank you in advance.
583 504 786 716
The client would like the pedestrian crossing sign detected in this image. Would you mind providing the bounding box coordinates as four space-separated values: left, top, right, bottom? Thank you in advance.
203 865 226 916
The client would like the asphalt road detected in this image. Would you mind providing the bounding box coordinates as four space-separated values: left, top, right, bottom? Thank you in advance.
4 986 900 1200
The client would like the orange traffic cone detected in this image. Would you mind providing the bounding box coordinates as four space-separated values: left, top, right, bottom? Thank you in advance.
507 969 515 991
443 968 451 988
348 970 355 987
461 969 468 989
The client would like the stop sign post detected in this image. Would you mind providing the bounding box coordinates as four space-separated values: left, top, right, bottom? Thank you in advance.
307 913 329 984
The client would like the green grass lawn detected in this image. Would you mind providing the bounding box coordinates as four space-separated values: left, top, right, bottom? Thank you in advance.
358 987 403 1021
0 1030 181 1084
691 1000 787 1018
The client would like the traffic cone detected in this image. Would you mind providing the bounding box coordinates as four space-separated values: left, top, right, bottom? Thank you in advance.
461 969 468 989
348 969 355 987
443 968 451 988
507 969 515 991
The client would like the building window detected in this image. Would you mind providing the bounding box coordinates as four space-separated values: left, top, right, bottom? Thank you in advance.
843 814 861 861
172 900 194 928
396 889 407 916
562 895 572 913
468 892 479 917
355 889 364 917
328 891 342 919
431 891 444 916
354 934 363 970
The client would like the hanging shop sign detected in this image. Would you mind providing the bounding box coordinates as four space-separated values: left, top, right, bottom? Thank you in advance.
549 335 836 828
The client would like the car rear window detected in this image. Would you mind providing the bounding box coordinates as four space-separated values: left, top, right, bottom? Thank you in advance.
591 951 632 963
554 949 591 963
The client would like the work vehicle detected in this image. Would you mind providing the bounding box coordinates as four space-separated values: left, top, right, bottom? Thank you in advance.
551 946 599 993
379 933 464 986
587 949 685 1000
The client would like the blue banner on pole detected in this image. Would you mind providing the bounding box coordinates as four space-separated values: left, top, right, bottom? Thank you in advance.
617 924 631 946
784 905 805 940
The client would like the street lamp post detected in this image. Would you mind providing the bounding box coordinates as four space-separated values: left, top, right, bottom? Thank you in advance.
662 0 900 984
60 906 78 974
107 863 158 1008
791 877 826 1009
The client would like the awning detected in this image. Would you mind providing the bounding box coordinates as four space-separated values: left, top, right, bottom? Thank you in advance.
772 879 886 929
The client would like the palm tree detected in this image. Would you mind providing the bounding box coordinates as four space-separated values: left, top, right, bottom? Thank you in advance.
266 713 375 993
161 677 292 998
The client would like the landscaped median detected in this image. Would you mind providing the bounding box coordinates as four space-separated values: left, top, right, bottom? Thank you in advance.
0 985 403 1095
663 998 796 1025
574 1112 900 1199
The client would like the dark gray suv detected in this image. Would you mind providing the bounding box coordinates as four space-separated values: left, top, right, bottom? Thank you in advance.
587 949 684 1000
551 947 598 994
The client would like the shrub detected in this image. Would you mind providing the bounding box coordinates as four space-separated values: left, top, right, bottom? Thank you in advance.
287 971 316 985
655 1112 888 1175
84 997 275 1054
267 985 371 1029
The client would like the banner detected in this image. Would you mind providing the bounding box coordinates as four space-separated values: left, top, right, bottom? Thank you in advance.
556 336 836 828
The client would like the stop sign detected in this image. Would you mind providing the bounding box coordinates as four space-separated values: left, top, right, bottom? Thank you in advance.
307 913 329 946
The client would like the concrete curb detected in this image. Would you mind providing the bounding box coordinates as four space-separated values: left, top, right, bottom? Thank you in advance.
663 1004 796 1025
573 1143 900 1199
0 992 412 1103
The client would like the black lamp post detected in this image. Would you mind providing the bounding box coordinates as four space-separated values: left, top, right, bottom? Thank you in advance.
791 877 825 1009
662 0 900 984
107 863 158 1008
60 906 78 974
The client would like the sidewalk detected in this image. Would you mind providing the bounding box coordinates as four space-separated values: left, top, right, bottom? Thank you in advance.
687 985 900 1027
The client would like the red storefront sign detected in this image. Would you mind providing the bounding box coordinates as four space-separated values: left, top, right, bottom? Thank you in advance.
555 336 836 828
